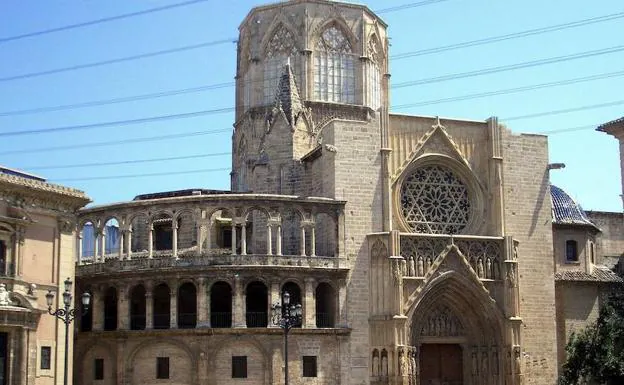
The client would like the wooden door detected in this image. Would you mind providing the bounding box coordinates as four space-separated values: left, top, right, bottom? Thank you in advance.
420 344 463 385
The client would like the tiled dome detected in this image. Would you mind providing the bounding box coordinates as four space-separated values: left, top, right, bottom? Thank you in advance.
550 185 597 228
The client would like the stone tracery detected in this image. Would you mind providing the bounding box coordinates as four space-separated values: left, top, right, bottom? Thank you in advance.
400 165 471 234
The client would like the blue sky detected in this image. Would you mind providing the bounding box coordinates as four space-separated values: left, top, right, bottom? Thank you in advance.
0 0 622 212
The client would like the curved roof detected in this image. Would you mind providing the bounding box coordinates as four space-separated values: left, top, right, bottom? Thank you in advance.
550 185 598 229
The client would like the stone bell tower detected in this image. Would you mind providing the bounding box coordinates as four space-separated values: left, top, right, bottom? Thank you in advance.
598 117 624 210
231 0 390 199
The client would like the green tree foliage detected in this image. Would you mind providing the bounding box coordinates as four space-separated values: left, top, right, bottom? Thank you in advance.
559 290 624 385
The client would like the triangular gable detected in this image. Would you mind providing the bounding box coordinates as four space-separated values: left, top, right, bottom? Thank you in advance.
391 117 476 184
406 243 497 311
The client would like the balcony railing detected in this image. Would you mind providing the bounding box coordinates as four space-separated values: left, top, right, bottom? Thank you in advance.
77 252 347 276
316 312 335 328
211 312 232 328
177 313 197 329
246 312 268 327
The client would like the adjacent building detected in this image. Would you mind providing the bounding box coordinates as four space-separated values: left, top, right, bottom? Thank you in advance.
0 166 90 385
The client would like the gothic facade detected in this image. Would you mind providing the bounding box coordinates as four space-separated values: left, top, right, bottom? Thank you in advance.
67 1 623 385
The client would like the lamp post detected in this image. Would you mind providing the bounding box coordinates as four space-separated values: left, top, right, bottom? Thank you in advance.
271 291 302 385
46 277 91 385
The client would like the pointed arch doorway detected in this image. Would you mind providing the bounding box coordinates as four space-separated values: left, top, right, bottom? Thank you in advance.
407 271 506 385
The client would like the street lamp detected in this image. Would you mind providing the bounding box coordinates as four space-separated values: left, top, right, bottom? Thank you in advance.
46 277 91 385
271 291 302 385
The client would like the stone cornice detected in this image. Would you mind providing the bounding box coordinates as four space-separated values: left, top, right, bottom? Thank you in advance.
0 173 90 213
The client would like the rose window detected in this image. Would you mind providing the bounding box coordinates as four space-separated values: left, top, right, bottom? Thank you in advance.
400 165 471 234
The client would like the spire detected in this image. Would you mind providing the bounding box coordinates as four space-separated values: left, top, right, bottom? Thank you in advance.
273 60 304 127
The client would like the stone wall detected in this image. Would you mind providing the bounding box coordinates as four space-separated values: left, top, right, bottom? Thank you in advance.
502 130 558 384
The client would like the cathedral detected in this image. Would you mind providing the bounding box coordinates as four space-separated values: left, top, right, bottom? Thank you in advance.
1 0 621 385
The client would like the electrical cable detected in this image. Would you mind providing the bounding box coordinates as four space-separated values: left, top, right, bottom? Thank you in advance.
0 0 211 45
391 11 624 59
0 128 231 156
51 167 230 182
19 152 231 171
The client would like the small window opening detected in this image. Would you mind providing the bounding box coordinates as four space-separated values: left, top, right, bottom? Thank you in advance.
156 357 169 379
303 356 318 377
232 356 247 378
565 240 578 262
40 346 51 370
94 358 104 380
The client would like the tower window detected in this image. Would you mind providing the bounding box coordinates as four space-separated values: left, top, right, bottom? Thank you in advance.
232 356 247 378
565 240 578 262
302 356 318 377
314 25 356 104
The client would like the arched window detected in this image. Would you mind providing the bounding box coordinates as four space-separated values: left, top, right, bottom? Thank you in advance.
314 25 355 104
210 281 232 328
566 240 578 262
177 282 197 329
245 281 268 327
103 287 118 331
130 284 146 330
366 36 382 110
153 283 171 329
263 24 299 105
281 282 302 328
0 240 6 276
315 282 336 327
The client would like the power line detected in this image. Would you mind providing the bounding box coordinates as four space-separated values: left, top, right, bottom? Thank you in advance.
0 107 234 137
0 0 211 45
391 69 624 110
393 44 624 88
0 82 234 117
0 38 235 83
502 100 624 121
19 152 231 171
0 128 230 156
391 11 624 59
375 0 452 14
44 123 603 182
52 167 230 182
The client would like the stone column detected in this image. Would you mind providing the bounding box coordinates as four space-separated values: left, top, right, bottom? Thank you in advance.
77 231 83 265
269 281 280 328
126 230 133 260
240 222 247 255
145 284 153 329
20 328 28 385
118 231 124 260
231 224 237 255
309 225 316 257
304 278 316 328
197 278 209 327
266 224 273 255
170 285 178 328
206 220 212 251
118 285 129 330
93 230 99 262
276 224 282 256
92 287 104 331
172 221 178 259
233 275 245 327
300 226 306 256
337 279 348 327
100 228 107 260
197 223 204 253
148 224 154 259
